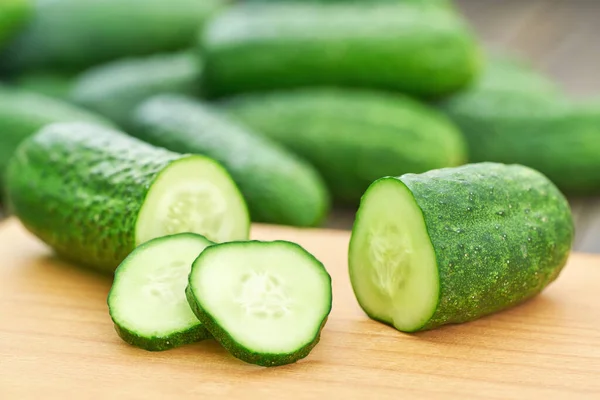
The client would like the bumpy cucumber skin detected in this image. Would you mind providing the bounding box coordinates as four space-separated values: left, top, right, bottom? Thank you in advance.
439 90 600 195
130 95 330 227
6 122 198 273
0 0 31 49
186 241 332 367
388 163 573 331
223 88 467 205
201 2 481 98
108 233 213 351
0 85 113 194
70 51 203 128
2 0 224 72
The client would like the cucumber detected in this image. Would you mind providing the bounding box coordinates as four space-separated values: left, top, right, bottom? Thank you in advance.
186 240 332 367
348 162 574 332
472 55 559 96
201 2 481 98
108 233 213 351
2 0 224 72
222 88 467 204
6 122 250 273
12 71 74 100
0 85 113 194
70 51 202 128
130 95 330 227
0 0 31 49
438 89 600 195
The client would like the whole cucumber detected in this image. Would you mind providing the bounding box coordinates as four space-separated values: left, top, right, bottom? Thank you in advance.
201 2 481 98
349 162 574 332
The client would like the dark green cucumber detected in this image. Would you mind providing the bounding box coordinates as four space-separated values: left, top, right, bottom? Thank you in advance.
186 240 332 367
438 88 600 195
70 51 202 128
2 0 224 72
223 88 467 204
0 85 113 193
349 162 574 332
108 233 214 351
201 2 482 98
6 122 250 273
0 0 31 48
130 95 330 227
12 71 74 100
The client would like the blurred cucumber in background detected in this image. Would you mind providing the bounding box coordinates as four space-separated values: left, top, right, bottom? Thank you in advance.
0 0 599 251
0 0 223 73
70 51 203 128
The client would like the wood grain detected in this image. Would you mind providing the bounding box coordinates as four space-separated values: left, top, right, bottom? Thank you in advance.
1 219 599 399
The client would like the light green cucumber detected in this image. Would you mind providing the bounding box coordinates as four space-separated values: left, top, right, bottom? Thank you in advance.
70 51 202 128
0 0 31 49
108 233 214 351
2 0 224 72
349 162 574 332
6 122 250 273
186 240 332 367
130 95 330 227
201 2 481 98
0 85 113 194
223 88 467 204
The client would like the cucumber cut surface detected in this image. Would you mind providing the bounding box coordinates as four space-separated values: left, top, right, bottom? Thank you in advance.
186 241 332 366
108 233 213 351
348 179 439 332
136 155 249 246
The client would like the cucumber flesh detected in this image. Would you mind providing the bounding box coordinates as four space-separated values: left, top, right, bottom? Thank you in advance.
108 233 213 351
348 178 439 332
136 155 249 245
186 241 332 366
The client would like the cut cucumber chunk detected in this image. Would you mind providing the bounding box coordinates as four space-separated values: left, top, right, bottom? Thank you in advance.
349 163 574 332
186 241 332 367
108 233 213 351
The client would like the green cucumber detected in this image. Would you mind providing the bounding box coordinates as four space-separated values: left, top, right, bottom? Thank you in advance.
348 162 574 332
12 71 74 100
70 51 202 128
2 0 224 72
222 88 467 204
6 122 250 273
0 0 31 49
186 240 332 367
438 88 600 195
0 85 113 194
130 95 330 227
108 233 213 351
471 55 560 96
201 2 481 98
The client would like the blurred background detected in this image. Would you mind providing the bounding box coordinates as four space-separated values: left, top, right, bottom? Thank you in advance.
0 0 600 253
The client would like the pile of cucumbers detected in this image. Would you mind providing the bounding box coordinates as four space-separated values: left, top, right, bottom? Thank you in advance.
0 0 583 366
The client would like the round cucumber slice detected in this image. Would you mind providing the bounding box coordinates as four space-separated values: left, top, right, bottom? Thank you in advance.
186 240 332 367
348 177 439 332
136 155 250 246
108 233 214 351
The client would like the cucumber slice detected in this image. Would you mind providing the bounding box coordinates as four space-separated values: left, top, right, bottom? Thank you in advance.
348 179 439 332
108 233 213 351
186 241 332 367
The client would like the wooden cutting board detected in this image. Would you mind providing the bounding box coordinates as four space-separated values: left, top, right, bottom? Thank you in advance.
1 218 599 399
